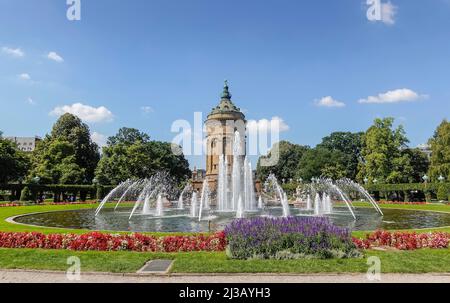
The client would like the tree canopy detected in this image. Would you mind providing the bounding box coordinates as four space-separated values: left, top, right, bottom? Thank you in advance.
95 129 191 185
428 119 450 181
28 139 85 184
317 131 364 180
296 147 348 181
28 113 100 184
107 127 150 146
357 117 415 184
0 132 30 183
256 141 309 182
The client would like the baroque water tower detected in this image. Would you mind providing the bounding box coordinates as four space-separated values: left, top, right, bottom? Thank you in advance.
203 81 247 191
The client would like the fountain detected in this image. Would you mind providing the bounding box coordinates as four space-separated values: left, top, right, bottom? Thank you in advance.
95 179 133 216
155 194 164 217
198 180 210 221
142 194 152 215
337 178 383 215
190 191 198 218
244 157 256 211
231 131 242 212
258 195 263 209
265 174 290 217
236 195 244 218
306 194 312 210
314 193 321 216
217 155 229 211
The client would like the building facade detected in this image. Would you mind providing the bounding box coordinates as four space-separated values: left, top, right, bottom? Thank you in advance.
192 81 247 192
6 136 41 152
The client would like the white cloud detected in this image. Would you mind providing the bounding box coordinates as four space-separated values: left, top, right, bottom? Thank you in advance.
315 96 346 108
141 106 154 114
2 47 24 57
381 2 397 25
47 51 64 63
18 73 31 81
27 97 36 105
247 116 290 134
50 103 114 123
358 88 427 104
91 132 107 147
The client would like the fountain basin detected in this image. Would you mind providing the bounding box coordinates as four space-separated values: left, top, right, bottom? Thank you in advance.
11 207 450 233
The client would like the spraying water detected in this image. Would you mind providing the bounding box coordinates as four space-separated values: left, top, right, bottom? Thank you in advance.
142 194 152 215
236 195 244 218
190 191 198 218
258 195 263 209
155 194 164 217
231 131 242 211
306 194 312 210
314 193 321 216
95 180 132 216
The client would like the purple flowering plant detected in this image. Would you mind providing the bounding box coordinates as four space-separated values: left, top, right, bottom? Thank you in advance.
224 216 360 259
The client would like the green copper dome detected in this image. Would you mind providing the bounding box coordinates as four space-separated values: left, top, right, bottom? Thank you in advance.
208 80 245 120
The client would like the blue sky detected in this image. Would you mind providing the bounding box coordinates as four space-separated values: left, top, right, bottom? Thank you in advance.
0 0 449 169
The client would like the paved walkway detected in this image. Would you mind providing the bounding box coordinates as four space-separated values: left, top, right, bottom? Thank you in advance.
0 270 449 283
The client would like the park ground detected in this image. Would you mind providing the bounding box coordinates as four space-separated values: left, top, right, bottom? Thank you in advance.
0 202 449 278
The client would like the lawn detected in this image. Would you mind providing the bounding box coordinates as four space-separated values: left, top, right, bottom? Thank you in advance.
0 248 449 274
0 203 195 236
0 203 449 274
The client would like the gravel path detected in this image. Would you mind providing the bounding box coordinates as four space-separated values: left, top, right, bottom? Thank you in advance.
1 270 449 283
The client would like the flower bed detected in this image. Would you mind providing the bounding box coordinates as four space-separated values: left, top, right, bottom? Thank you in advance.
224 217 360 260
0 203 22 208
352 230 450 250
0 231 226 252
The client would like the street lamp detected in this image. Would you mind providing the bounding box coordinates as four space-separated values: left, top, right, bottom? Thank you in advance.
422 175 429 183
32 176 40 184
438 175 445 183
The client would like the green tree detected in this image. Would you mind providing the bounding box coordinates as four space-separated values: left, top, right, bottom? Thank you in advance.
428 120 450 182
256 141 309 182
50 113 100 181
0 132 30 183
107 127 150 146
357 117 411 184
28 139 85 184
296 147 347 181
401 148 429 183
317 132 363 180
95 129 190 185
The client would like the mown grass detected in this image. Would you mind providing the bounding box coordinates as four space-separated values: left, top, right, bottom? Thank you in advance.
0 203 449 274
0 203 197 236
0 248 449 274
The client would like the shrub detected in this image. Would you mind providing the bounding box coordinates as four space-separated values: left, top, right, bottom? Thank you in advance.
224 217 361 260
19 186 31 202
437 184 448 202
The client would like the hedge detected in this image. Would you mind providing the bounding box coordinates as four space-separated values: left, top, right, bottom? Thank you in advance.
282 182 450 202
0 184 115 202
